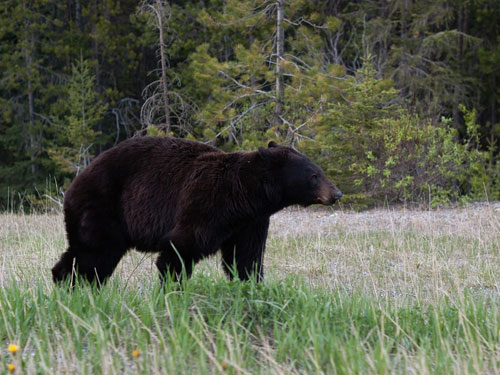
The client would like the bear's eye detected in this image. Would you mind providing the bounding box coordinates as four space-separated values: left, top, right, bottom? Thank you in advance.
311 174 318 183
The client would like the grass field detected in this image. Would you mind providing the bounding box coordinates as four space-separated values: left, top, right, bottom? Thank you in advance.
1 204 499 374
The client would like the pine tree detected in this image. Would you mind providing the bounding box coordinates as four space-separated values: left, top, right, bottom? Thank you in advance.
49 56 107 175
0 0 65 204
187 0 346 148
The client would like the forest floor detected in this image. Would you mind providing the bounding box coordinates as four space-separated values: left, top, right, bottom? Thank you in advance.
0 203 499 374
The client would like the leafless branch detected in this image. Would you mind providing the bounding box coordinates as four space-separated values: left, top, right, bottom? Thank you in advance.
283 17 329 29
218 70 275 99
230 100 269 128
214 100 271 145
33 112 54 126
222 92 263 111
110 108 121 145
278 115 314 144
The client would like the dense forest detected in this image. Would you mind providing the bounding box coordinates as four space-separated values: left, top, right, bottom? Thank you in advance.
0 0 499 209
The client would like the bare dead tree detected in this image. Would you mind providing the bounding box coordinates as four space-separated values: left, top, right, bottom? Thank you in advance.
109 98 141 144
139 0 196 136
139 0 171 133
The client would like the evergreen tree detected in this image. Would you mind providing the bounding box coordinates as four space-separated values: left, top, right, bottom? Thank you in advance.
302 60 480 205
187 0 346 147
0 0 65 203
49 57 107 175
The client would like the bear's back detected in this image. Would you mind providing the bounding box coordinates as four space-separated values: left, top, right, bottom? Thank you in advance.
63 137 223 249
66 137 220 196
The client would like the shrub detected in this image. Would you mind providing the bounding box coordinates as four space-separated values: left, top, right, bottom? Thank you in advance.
301 62 484 207
461 106 500 201
356 115 477 206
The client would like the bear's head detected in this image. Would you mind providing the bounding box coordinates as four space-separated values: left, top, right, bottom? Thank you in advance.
258 141 342 207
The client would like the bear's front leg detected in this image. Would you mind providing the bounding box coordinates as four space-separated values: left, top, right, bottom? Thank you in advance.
156 250 195 284
221 217 270 282
155 229 202 284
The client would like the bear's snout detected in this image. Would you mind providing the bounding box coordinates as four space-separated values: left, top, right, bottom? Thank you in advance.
334 190 343 200
317 182 342 205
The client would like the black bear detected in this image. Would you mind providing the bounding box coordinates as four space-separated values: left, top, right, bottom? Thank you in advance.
52 137 342 285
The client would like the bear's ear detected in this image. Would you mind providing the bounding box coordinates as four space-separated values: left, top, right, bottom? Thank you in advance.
268 141 278 148
258 146 271 160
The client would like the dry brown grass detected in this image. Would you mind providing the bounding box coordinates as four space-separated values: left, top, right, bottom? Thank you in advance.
272 202 500 239
1 203 499 305
266 202 500 304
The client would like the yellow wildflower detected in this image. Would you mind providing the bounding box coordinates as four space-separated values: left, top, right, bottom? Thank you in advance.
221 361 228 370
132 349 140 357
7 363 15 372
7 344 19 354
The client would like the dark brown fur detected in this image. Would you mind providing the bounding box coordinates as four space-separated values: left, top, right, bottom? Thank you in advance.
52 137 341 285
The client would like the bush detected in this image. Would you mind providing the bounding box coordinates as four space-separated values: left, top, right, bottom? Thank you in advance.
355 115 477 206
461 106 500 201
301 62 485 207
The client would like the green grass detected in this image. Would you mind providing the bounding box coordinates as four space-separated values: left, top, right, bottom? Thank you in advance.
0 206 499 374
1 277 500 374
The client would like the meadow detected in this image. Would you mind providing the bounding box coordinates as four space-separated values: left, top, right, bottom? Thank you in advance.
1 203 499 374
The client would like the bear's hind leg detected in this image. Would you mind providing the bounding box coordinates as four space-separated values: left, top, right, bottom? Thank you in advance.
52 243 127 285
52 249 78 284
53 213 128 286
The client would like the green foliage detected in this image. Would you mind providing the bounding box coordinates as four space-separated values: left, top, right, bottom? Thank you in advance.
364 115 476 206
49 57 107 175
301 62 483 206
186 0 348 147
145 125 166 137
461 105 500 201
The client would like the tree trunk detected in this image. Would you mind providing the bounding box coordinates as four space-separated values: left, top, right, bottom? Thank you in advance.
453 4 465 126
223 0 230 62
156 0 171 134
27 78 36 177
91 0 103 153
275 0 285 131
491 78 497 140
23 0 37 178
75 0 82 31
